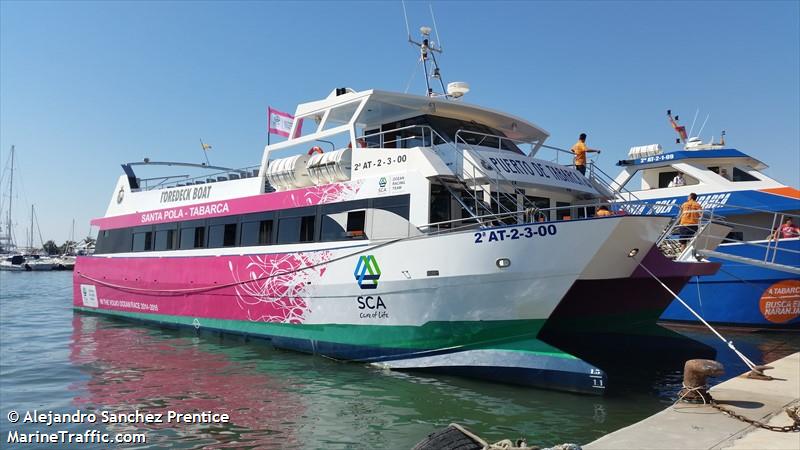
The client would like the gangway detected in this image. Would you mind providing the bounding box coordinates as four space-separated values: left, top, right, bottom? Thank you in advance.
693 248 800 275
651 203 799 274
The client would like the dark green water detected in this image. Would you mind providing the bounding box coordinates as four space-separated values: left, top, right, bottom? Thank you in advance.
1 271 797 449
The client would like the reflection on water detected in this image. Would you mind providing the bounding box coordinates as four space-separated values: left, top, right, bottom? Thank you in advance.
2 272 798 449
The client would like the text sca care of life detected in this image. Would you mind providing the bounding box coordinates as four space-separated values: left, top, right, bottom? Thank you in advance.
21 410 230 426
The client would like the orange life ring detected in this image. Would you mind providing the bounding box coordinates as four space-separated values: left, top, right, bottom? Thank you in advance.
308 146 324 155
357 138 367 148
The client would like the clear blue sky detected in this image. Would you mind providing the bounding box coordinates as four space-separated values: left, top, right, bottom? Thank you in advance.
1 1 798 245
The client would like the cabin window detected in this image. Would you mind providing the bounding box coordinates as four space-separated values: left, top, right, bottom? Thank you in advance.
96 228 131 254
658 171 679 188
732 167 759 182
240 219 273 246
154 223 177 251
132 228 153 252
346 210 366 238
491 192 519 223
179 221 206 249
429 184 452 225
525 196 551 221
556 202 572 220
374 195 410 220
153 230 175 251
278 208 317 244
209 223 237 248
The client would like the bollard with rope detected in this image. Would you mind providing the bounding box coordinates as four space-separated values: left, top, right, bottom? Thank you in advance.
628 248 800 433
412 423 582 450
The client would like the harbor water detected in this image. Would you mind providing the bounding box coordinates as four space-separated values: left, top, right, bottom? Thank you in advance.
1 271 798 449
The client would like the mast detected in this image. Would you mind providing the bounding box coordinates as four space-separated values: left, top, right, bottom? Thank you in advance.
6 146 14 250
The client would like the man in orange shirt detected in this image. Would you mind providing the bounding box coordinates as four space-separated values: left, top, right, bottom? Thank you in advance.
677 193 702 244
595 205 612 217
570 133 601 175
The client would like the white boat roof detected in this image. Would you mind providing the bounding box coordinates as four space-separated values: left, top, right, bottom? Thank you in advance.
294 88 550 144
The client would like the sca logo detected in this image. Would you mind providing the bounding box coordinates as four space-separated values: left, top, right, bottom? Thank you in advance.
378 177 387 188
354 255 381 289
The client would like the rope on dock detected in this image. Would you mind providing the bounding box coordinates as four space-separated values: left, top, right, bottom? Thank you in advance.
412 423 583 450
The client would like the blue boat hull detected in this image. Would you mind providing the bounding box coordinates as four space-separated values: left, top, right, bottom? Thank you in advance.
660 239 800 329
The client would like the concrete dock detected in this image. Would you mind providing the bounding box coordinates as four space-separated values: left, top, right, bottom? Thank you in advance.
585 352 800 450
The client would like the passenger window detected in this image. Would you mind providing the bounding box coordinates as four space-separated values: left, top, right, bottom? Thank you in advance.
346 210 366 238
154 229 175 251
179 222 206 249
132 231 152 252
209 223 237 247
278 215 316 244
556 202 571 220
300 216 316 242
241 220 273 246
732 167 758 182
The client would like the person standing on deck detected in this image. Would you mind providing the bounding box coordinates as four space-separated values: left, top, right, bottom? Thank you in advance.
570 133 601 175
774 217 800 240
677 193 702 244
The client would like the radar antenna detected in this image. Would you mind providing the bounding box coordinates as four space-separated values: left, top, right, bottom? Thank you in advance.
402 1 447 97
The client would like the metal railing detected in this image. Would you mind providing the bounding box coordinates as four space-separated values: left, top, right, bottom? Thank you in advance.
417 200 653 234
140 165 261 190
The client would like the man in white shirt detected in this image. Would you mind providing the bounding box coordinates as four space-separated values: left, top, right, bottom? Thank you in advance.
668 173 686 187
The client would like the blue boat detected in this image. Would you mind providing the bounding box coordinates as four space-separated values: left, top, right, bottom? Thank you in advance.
609 113 799 329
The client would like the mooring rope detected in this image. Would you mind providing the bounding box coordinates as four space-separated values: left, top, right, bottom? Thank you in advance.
631 254 758 372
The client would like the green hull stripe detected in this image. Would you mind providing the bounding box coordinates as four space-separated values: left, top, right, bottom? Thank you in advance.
74 307 576 359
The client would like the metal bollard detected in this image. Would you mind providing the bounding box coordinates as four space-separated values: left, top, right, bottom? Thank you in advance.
681 359 725 403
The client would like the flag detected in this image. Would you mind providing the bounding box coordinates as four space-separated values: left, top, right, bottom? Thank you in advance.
202 143 212 151
268 107 303 138
667 110 688 143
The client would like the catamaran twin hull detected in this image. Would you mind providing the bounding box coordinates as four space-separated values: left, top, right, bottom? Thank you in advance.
75 214 676 395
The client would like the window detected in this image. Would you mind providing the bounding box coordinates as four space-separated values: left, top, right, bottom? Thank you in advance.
95 228 131 254
659 171 679 188
429 184 452 225
299 216 316 242
525 196 550 221
209 222 237 248
278 209 317 244
320 215 345 241
346 210 366 238
179 221 206 249
154 230 175 251
556 202 572 220
732 167 759 182
375 195 410 220
241 219 273 246
132 228 153 252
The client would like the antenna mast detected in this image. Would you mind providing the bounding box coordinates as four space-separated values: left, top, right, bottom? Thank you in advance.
403 2 447 97
6 146 14 250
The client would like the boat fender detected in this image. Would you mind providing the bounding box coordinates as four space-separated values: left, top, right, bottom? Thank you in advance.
308 146 324 156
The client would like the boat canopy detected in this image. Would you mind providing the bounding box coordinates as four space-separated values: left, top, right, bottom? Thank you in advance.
616 148 768 171
291 88 550 149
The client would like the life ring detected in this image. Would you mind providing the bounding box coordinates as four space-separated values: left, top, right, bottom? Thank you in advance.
308 146 323 156
357 138 367 148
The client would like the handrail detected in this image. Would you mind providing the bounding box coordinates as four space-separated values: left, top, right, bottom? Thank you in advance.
417 200 656 233
141 164 261 191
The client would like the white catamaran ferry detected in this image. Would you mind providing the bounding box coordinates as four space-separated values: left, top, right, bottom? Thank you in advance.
611 112 799 329
73 28 720 392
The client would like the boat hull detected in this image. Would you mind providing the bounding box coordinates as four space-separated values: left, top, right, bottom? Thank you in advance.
73 216 669 393
660 239 800 329
539 246 720 367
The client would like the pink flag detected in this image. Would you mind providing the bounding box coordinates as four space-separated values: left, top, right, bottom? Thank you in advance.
268 107 303 138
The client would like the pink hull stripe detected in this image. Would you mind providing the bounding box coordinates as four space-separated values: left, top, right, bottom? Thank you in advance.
74 252 332 323
93 181 361 230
